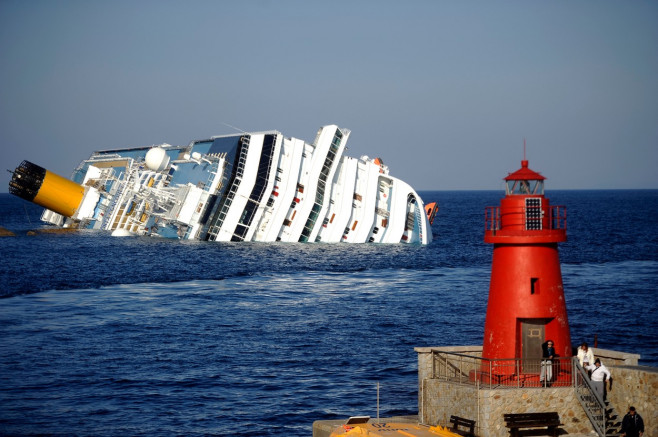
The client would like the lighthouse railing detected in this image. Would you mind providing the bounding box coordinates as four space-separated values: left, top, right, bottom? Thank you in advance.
550 205 567 231
429 350 574 390
485 205 567 235
484 206 501 233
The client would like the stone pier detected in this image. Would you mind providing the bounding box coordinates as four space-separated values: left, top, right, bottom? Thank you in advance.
312 346 656 436
416 346 657 437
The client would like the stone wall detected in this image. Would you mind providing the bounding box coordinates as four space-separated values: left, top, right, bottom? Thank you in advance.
607 365 657 437
419 379 479 428
419 380 592 437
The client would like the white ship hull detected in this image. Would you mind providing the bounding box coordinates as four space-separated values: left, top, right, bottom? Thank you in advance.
9 125 437 244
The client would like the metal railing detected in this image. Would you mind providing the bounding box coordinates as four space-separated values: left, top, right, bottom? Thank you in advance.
574 363 608 436
430 350 574 389
485 204 567 233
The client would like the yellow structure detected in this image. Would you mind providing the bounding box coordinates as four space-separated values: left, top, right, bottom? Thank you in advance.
9 161 85 218
32 170 85 218
330 421 461 437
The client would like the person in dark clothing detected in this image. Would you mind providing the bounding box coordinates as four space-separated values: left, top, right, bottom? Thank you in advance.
540 340 556 386
621 406 644 437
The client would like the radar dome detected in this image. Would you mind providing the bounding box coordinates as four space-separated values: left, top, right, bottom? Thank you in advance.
145 147 170 171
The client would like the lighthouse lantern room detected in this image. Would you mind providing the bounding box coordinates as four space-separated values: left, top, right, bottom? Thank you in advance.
482 159 570 383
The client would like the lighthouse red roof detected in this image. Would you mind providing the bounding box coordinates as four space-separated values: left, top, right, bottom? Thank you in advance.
504 160 546 181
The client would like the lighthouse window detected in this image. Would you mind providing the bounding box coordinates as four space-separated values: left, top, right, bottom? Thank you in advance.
531 277 540 295
520 180 531 194
508 180 544 195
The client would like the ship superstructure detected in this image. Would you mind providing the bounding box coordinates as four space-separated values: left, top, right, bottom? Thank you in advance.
9 125 437 244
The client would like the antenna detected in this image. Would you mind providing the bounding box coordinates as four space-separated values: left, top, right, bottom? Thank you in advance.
523 137 527 160
221 122 247 134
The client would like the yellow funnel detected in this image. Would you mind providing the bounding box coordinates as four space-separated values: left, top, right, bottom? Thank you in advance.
9 161 84 218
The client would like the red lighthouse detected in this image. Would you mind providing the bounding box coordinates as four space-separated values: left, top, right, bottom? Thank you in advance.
482 159 570 379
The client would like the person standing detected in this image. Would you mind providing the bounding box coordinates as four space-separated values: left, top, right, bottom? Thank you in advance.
540 340 556 386
577 342 595 367
586 358 611 400
621 406 644 437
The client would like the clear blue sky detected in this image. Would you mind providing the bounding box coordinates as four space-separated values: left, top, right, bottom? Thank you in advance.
1 0 657 191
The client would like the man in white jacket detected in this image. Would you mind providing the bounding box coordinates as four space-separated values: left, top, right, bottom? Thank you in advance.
586 358 611 400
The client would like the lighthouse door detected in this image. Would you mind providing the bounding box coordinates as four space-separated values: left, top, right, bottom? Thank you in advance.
520 319 545 373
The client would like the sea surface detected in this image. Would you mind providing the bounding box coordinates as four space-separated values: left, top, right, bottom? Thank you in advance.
1 190 657 436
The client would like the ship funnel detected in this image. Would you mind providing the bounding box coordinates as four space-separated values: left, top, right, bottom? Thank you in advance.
9 161 85 218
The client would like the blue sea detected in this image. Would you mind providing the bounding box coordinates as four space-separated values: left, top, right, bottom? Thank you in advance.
1 190 657 436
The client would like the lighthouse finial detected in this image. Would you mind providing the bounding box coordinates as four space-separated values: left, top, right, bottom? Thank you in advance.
523 137 526 161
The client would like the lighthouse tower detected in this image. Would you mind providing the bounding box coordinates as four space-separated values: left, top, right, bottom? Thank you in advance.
482 159 570 376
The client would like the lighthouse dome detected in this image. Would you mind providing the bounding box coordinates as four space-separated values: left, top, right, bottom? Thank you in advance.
504 160 545 195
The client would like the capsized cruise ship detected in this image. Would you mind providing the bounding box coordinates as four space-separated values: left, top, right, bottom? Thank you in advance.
9 125 438 244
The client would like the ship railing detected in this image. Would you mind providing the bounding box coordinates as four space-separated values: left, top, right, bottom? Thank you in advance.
89 153 123 160
100 180 125 230
203 161 219 192
429 350 575 390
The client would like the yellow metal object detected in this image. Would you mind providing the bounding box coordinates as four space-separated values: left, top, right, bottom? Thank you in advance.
33 170 85 217
428 426 462 437
330 422 462 437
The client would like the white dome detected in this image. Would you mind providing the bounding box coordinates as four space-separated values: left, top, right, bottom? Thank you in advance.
145 147 170 171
